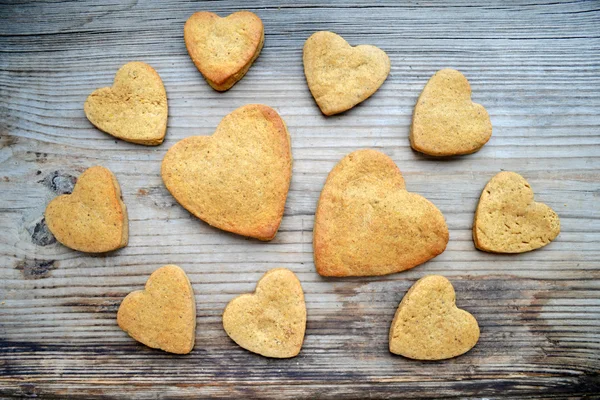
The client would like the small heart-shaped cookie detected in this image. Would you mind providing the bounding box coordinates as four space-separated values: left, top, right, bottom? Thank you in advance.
184 11 264 91
117 265 196 354
84 62 168 145
161 104 292 241
313 150 448 277
473 171 560 253
389 275 480 360
223 268 306 358
411 69 492 156
303 31 390 116
45 166 128 253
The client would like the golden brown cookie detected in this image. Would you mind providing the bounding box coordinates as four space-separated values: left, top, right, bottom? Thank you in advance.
184 11 264 91
313 149 448 277
473 171 560 253
45 166 128 253
303 31 390 116
84 62 168 145
389 275 480 360
161 104 292 241
410 69 492 156
223 268 306 358
117 265 196 354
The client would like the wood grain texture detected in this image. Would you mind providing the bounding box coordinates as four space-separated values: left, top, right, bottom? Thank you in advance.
1 0 599 398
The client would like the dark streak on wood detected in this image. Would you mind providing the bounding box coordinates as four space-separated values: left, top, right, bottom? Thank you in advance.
26 217 56 247
37 170 77 194
14 259 56 279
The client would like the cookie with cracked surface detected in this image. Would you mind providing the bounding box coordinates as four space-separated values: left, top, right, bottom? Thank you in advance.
473 171 560 253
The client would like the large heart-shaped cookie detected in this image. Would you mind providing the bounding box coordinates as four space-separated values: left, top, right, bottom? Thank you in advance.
223 268 306 358
303 31 390 116
45 166 128 253
389 275 480 360
184 11 264 91
313 150 448 277
117 265 196 354
161 104 292 241
410 69 492 156
473 171 560 253
84 62 168 145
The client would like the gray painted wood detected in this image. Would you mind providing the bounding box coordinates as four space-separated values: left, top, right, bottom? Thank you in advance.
1 0 599 398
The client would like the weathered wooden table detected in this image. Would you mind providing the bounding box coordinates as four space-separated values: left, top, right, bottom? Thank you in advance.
1 0 599 398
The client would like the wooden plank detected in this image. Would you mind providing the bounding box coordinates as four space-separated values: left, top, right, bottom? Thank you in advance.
1 0 599 398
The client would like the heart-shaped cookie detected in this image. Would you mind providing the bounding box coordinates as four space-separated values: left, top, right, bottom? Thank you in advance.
473 171 560 253
303 31 390 116
410 69 492 156
389 275 480 360
313 150 448 277
45 166 128 253
184 11 264 91
223 268 306 358
161 104 292 241
84 62 168 145
117 265 196 354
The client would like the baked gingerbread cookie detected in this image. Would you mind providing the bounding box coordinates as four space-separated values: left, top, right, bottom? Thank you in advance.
313 149 448 277
45 166 128 253
184 11 264 91
84 62 168 145
223 268 306 358
410 69 491 156
303 31 390 116
118 265 196 354
161 104 292 241
473 171 560 253
389 275 480 360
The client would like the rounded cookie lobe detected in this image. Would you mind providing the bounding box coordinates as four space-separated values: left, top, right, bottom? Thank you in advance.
117 265 196 354
161 104 292 241
313 149 448 277
389 275 480 360
473 171 560 253
303 31 390 115
84 62 168 145
222 268 306 358
44 166 128 253
184 11 264 91
410 69 492 156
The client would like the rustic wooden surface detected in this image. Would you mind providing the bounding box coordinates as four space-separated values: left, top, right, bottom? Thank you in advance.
1 0 599 398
